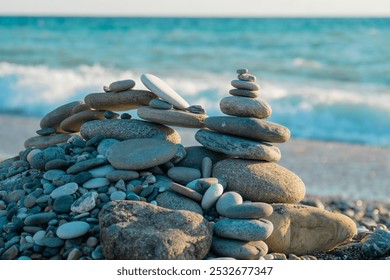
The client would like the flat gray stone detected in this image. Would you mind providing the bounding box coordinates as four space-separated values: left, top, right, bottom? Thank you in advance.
205 116 291 143
167 167 201 185
80 119 181 144
231 80 260 91
50 182 79 199
83 178 110 189
97 139 119 157
222 202 274 219
169 182 203 202
43 169 66 181
110 191 126 201
149 98 173 110
155 191 203 215
216 192 243 216
137 106 207 128
40 101 84 131
220 96 272 119
229 88 259 98
106 79 136 92
84 90 156 111
66 157 107 175
24 212 57 226
195 130 281 162
176 146 229 170
56 221 90 239
106 170 139 182
212 159 306 204
24 134 74 149
60 110 107 132
107 139 177 170
214 218 274 241
88 165 115 178
211 237 268 260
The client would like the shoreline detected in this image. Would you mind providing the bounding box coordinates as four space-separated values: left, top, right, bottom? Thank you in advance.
1 113 389 202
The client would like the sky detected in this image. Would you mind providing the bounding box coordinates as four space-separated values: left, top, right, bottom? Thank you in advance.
0 0 389 17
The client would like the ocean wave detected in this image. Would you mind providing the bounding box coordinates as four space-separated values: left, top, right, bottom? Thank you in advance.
0 62 389 146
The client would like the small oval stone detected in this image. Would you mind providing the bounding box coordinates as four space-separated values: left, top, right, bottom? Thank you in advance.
220 96 272 119
223 202 274 219
214 218 274 241
50 182 78 199
169 182 203 202
56 221 90 239
106 170 140 182
167 167 201 185
211 237 268 260
110 191 126 201
83 178 110 189
88 165 115 178
216 192 243 216
201 183 224 210
231 80 260 91
149 98 173 110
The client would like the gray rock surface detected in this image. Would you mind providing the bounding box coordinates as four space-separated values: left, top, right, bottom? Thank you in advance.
220 96 272 119
60 110 108 132
176 146 229 170
24 134 73 149
80 119 181 144
205 116 291 143
137 106 207 128
155 191 203 215
213 218 273 241
212 159 305 203
195 130 281 162
362 229 390 259
99 201 212 259
211 237 268 260
40 101 84 131
84 90 157 111
107 139 177 170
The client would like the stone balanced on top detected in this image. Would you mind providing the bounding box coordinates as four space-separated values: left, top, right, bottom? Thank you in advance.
0 70 356 260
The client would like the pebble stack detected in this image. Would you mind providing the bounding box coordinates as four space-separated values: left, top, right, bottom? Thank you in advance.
0 71 375 261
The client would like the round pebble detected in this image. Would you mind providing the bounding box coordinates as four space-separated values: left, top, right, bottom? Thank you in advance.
201 183 224 210
110 191 126 201
50 182 79 199
216 192 243 216
56 221 90 239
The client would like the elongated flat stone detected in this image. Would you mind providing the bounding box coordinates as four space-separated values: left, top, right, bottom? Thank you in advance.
137 106 206 128
107 139 177 170
106 170 140 182
56 221 90 239
60 110 108 132
195 129 281 162
214 218 273 241
84 90 157 111
106 79 136 92
66 157 107 175
24 134 74 149
80 119 181 144
223 202 273 219
205 116 290 143
40 101 84 131
169 182 203 202
220 96 272 119
231 80 260 91
141 73 190 109
229 88 259 98
211 237 268 260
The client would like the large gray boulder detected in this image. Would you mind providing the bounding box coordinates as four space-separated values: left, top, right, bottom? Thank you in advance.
99 201 212 260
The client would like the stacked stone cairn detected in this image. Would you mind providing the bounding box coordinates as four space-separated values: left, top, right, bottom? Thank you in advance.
0 70 357 260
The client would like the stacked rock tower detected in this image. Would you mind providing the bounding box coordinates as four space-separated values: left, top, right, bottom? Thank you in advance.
0 70 357 260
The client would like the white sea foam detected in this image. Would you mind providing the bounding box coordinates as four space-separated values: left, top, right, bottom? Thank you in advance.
1 62 389 146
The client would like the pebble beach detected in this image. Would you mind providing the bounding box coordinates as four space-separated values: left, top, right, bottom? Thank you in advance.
0 70 389 261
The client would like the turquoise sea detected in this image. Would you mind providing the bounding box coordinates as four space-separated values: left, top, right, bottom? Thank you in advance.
0 17 389 145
